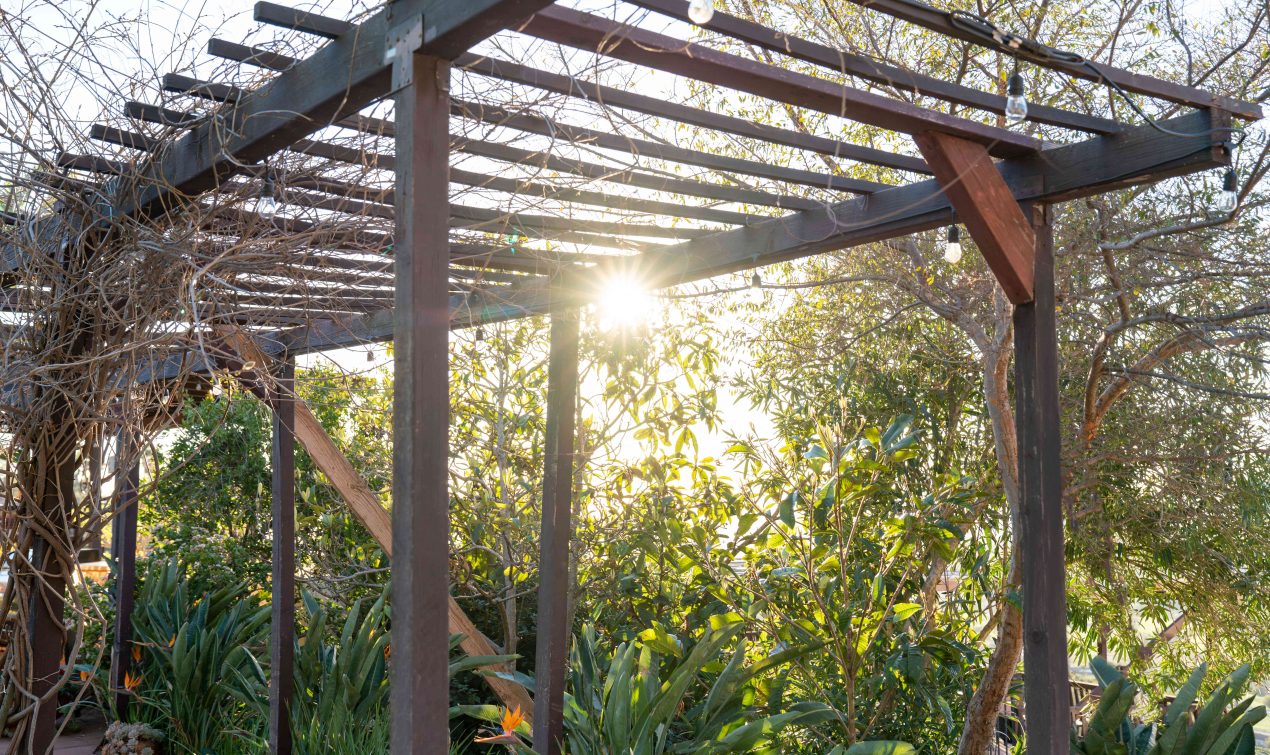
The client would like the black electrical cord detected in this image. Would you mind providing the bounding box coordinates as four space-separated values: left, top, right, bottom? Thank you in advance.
903 0 1246 143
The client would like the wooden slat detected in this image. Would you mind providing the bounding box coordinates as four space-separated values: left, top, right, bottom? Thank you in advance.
461 54 931 173
629 0 1121 135
914 130 1035 303
90 124 160 152
254 1 353 38
208 38 888 193
114 0 556 218
522 6 1041 157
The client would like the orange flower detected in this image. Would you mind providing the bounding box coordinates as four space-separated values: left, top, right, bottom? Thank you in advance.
123 671 141 692
383 643 391 660
473 706 525 745
167 635 176 648
131 645 142 663
500 706 525 735
79 670 90 683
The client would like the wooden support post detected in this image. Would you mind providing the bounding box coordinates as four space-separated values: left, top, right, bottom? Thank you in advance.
533 302 580 755
1013 204 1068 748
110 443 140 721
389 19 452 753
914 130 1036 304
270 358 296 755
27 440 75 754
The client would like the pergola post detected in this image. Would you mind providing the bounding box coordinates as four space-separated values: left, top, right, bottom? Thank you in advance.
388 17 452 754
533 301 581 755
110 441 140 721
1013 203 1068 747
27 437 76 754
270 358 297 755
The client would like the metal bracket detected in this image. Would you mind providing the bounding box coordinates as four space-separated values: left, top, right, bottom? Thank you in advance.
385 15 424 88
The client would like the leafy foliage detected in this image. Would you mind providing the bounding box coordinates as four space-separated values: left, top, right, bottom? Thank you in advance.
1073 659 1265 754
128 558 270 753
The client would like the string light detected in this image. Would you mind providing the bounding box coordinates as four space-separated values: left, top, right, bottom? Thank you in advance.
255 173 279 219
687 0 715 25
944 224 963 264
1216 169 1238 213
1005 71 1028 123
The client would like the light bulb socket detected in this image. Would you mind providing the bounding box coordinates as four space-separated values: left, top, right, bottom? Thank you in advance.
946 225 960 244
1222 169 1238 193
1007 72 1024 97
260 173 277 200
750 272 762 289
475 327 486 342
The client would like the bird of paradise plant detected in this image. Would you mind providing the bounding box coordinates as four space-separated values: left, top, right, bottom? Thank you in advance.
473 706 535 753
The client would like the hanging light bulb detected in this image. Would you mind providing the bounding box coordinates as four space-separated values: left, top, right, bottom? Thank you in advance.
1216 168 1239 213
366 348 376 363
1005 71 1028 124
475 326 486 342
255 173 279 219
750 271 762 289
687 0 715 25
944 225 963 264
210 381 223 399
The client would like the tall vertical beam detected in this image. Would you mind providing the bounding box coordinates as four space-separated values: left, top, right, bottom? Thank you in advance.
110 442 140 721
1013 204 1068 747
388 14 452 753
27 439 75 754
270 358 297 755
533 301 580 754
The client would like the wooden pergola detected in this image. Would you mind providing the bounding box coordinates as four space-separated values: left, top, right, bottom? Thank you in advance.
3 0 1260 752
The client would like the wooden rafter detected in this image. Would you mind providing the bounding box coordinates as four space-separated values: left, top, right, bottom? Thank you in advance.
914 130 1036 303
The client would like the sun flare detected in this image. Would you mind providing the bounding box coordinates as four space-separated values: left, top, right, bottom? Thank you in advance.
597 275 655 331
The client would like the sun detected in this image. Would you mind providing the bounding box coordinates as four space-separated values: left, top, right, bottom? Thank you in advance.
596 274 655 331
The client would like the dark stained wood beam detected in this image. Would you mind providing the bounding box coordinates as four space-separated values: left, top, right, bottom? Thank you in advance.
522 6 1041 157
1012 204 1068 752
844 0 1261 121
109 449 140 721
211 39 885 193
629 0 1121 135
534 298 580 755
112 0 557 219
460 54 930 173
914 130 1035 303
254 1 353 38
269 358 297 755
233 11 929 174
133 109 1232 367
388 39 453 751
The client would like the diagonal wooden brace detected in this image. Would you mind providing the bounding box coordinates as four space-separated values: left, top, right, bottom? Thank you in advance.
216 328 535 721
914 130 1036 304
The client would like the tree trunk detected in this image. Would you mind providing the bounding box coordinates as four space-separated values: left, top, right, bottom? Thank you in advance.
958 335 1025 755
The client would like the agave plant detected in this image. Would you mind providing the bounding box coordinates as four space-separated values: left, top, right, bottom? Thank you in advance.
460 620 841 754
1072 657 1266 755
290 589 392 754
129 558 270 753
291 587 522 754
